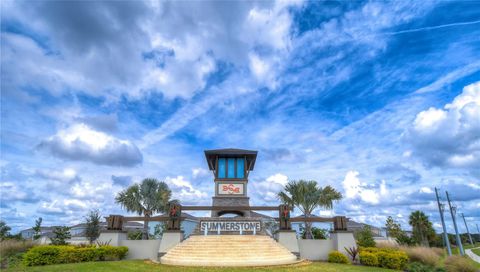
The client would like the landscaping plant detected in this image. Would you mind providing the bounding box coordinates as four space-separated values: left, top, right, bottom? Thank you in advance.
0 221 11 241
50 226 71 245
401 246 442 267
359 247 409 270
355 225 376 247
23 245 128 266
344 246 359 263
32 217 42 240
443 255 477 272
116 178 177 239
85 209 102 244
359 251 379 267
327 250 350 264
0 239 35 269
405 262 446 272
277 180 342 239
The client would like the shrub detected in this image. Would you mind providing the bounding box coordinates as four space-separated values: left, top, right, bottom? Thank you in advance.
327 251 350 264
405 262 446 272
444 256 476 272
359 247 409 270
397 232 416 246
344 246 359 263
401 246 441 267
23 245 61 266
359 251 379 267
23 245 128 266
355 226 376 247
0 239 35 258
377 250 409 270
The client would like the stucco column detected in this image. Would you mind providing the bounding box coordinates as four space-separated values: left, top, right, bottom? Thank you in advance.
330 231 356 256
277 230 299 257
159 230 184 257
97 230 127 246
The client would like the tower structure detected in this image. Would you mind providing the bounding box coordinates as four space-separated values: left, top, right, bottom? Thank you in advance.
204 148 257 217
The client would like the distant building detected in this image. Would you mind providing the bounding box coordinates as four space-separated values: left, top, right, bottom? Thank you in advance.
20 226 57 240
290 216 388 238
346 219 387 237
19 221 144 241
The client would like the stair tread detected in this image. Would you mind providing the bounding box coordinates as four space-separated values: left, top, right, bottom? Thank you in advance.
160 235 298 267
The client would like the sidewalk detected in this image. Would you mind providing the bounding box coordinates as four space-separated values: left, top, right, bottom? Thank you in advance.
465 247 480 263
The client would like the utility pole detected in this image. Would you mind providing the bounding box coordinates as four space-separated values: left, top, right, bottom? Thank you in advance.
446 191 464 256
435 187 452 255
461 213 474 245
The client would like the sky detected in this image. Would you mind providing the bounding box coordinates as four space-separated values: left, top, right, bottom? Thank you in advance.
1 0 480 234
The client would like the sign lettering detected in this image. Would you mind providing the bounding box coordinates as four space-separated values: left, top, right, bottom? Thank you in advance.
218 183 243 195
200 221 261 232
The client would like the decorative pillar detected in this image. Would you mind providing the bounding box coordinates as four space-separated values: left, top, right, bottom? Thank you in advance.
98 215 127 246
331 216 356 256
159 202 184 257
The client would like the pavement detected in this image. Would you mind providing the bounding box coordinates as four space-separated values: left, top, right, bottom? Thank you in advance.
465 247 480 263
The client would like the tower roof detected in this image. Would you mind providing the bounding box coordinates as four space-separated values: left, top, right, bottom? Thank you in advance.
204 148 257 171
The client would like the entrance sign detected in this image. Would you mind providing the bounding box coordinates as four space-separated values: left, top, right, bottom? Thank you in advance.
205 149 257 216
218 183 244 195
200 221 261 232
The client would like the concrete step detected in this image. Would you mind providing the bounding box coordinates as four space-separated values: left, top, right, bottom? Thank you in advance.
160 235 297 267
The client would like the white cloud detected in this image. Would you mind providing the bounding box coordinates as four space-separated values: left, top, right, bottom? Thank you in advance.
192 168 209 179
266 173 289 186
419 187 433 194
251 173 289 202
165 176 208 201
38 124 143 167
36 168 80 183
407 81 480 171
342 171 386 205
0 182 38 203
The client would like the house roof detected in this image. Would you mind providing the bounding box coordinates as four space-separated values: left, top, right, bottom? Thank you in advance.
249 211 274 219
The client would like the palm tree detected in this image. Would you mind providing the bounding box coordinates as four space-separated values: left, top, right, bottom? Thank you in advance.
408 210 432 247
278 180 342 239
116 178 177 239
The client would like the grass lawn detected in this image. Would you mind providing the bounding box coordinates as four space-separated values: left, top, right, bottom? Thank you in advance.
5 260 400 272
451 242 480 255
472 248 480 257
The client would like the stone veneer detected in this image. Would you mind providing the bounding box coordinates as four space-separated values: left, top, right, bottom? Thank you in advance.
211 196 250 217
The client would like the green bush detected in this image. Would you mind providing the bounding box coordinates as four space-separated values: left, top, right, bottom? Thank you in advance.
405 262 447 272
23 245 128 266
377 250 409 270
359 247 409 270
444 255 476 272
355 226 376 247
327 251 350 264
359 251 379 266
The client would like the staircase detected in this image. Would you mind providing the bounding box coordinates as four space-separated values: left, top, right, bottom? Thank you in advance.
160 235 298 266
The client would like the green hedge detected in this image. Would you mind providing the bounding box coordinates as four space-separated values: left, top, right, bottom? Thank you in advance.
359 247 409 270
359 251 379 266
327 251 350 264
23 245 128 266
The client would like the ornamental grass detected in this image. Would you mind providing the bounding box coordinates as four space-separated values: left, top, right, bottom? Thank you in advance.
400 246 442 267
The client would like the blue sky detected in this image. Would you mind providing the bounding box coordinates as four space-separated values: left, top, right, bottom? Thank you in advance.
1 1 479 233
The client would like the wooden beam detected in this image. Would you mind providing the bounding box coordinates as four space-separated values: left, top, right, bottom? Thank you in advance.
289 217 335 223
122 216 170 222
181 206 282 211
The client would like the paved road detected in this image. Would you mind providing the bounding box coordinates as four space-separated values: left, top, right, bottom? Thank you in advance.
466 247 480 263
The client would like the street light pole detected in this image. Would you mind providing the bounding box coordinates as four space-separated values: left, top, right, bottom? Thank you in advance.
446 191 464 256
435 187 452 255
461 213 474 245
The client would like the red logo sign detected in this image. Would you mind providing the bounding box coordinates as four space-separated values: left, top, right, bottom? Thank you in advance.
222 184 240 194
